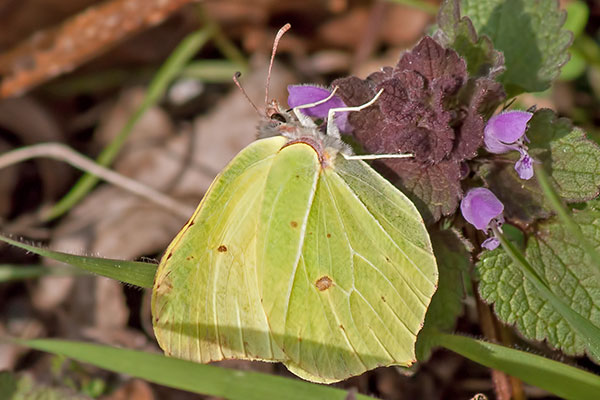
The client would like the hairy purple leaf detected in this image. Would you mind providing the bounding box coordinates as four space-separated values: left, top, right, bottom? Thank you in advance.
335 36 505 221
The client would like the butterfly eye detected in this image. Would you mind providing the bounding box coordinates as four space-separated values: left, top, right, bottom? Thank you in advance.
270 113 287 123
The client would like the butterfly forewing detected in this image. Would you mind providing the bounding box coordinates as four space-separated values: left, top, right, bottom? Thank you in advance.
152 136 288 364
258 150 438 382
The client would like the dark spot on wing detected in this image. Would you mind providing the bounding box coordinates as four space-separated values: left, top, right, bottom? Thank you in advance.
326 233 331 238
315 275 333 291
381 296 386 302
188 220 195 226
217 245 228 252
385 256 391 262
166 252 173 260
290 221 298 228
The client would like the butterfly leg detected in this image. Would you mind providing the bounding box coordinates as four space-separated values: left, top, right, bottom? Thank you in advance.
292 87 340 128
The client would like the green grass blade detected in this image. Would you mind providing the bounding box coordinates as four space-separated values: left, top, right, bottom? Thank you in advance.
43 26 215 221
433 333 600 400
493 227 600 361
15 338 375 400
182 60 246 82
197 8 247 67
0 264 80 282
0 234 156 288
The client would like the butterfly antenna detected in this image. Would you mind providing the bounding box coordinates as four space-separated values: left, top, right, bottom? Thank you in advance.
265 23 291 106
502 97 517 111
233 72 261 116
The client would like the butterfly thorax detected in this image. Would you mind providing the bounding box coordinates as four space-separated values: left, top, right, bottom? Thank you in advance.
258 100 352 168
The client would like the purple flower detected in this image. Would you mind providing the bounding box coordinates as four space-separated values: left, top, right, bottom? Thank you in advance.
287 85 350 132
484 110 534 180
460 188 505 250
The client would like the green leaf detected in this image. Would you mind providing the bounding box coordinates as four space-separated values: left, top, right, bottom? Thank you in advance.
482 109 600 224
0 234 156 288
15 338 377 400
560 48 586 81
433 333 600 400
535 165 600 271
563 0 589 38
416 228 470 360
435 0 505 78
477 200 600 361
460 0 572 97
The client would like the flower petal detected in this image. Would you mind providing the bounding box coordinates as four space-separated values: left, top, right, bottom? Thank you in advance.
287 85 350 132
482 237 500 250
484 110 532 154
515 150 534 180
460 187 504 231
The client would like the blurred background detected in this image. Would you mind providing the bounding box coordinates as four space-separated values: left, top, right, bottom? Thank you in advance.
0 0 596 398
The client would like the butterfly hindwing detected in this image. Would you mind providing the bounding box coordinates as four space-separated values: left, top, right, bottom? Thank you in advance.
152 136 288 364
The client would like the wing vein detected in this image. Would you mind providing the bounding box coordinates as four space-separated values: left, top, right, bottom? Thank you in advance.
336 167 435 287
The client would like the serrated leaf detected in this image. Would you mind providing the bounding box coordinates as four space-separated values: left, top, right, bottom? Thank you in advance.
477 200 600 361
382 159 463 222
416 228 470 360
435 0 505 78
460 0 572 96
482 109 600 224
335 37 504 223
0 234 156 288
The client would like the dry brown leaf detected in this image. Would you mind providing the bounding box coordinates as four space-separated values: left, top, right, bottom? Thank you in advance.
0 0 98 51
317 7 370 49
381 4 431 46
0 0 194 98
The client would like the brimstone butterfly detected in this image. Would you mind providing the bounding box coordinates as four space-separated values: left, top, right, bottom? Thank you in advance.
151 25 438 383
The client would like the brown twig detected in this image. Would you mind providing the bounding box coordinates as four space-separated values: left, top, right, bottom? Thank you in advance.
0 0 194 98
0 143 195 219
473 283 525 400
